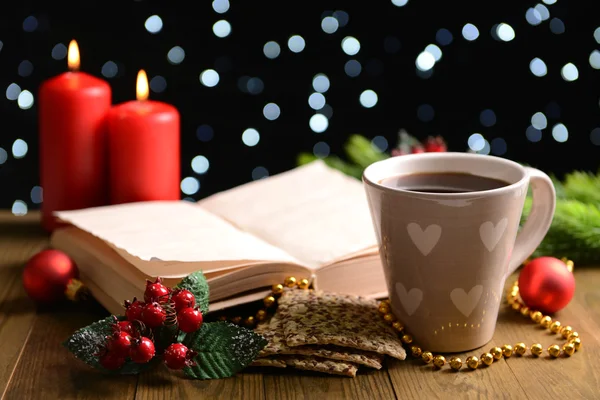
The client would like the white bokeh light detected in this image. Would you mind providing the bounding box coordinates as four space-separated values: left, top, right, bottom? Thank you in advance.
552 123 568 142
242 128 260 147
0 148 7 165
542 0 557 4
525 8 542 26
462 23 480 41
180 177 200 195
252 166 269 180
288 35 306 53
321 17 339 34
263 41 281 59
590 50 600 69
191 156 210 174
213 20 232 38
12 139 28 158
530 58 547 77
101 61 118 78
263 103 281 120
312 74 330 93
468 133 485 151
308 93 326 110
425 44 442 61
212 0 230 13
391 0 409 6
145 15 163 34
167 46 185 64
561 63 578 82
595 27 600 45
359 90 378 108
51 43 67 60
497 23 516 42
6 83 21 101
199 69 220 87
17 90 34 110
30 186 43 204
341 36 360 55
309 114 329 133
534 4 550 21
416 51 435 71
12 200 27 216
531 112 548 130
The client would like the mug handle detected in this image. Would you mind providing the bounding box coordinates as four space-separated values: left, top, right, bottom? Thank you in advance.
507 167 556 275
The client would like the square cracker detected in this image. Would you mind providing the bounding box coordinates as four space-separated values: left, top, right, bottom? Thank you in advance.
255 313 383 369
253 355 358 377
278 290 406 360
250 357 287 368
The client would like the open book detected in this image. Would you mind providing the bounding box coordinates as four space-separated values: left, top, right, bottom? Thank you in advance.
51 161 387 315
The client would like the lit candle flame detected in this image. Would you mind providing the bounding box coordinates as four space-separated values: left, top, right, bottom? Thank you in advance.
136 70 149 101
68 40 80 71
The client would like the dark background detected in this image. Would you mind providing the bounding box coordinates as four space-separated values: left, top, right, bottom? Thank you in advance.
1 0 599 212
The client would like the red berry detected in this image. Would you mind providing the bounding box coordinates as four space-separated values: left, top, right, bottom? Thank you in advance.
141 302 167 328
177 307 203 333
424 136 447 152
172 289 196 312
107 331 132 357
99 352 126 370
130 337 155 363
124 299 145 322
113 320 135 335
144 277 170 303
163 343 195 370
411 145 425 154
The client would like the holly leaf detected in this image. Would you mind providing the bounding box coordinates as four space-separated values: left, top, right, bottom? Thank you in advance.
175 271 209 315
182 321 267 380
63 316 115 370
63 315 156 375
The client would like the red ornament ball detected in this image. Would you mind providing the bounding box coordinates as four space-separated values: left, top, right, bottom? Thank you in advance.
22 249 79 303
518 256 575 314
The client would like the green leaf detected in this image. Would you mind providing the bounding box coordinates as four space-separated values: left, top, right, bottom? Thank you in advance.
63 316 155 375
183 321 267 380
175 271 209 315
63 316 115 370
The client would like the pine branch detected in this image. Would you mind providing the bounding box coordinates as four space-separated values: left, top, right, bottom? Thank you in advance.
562 171 600 204
522 197 600 265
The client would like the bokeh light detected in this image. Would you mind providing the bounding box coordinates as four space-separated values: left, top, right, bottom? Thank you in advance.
212 0 230 13
288 35 306 53
313 141 330 158
252 166 269 180
341 36 360 55
309 114 329 133
263 103 281 120
12 200 27 216
12 139 28 158
531 112 548 130
344 60 362 77
468 133 485 151
200 69 220 87
191 156 210 174
145 15 163 34
263 41 281 59
552 123 568 142
167 46 185 64
321 17 339 34
101 61 118 78
561 63 578 82
462 23 480 41
181 177 200 195
17 90 34 110
242 128 260 146
530 58 548 77
480 109 496 127
359 90 378 108
308 93 326 110
213 20 232 38
526 126 542 142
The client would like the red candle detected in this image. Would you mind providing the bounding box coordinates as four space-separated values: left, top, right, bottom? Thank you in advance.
38 40 111 232
107 70 180 204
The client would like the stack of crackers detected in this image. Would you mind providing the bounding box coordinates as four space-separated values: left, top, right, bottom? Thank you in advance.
251 289 406 377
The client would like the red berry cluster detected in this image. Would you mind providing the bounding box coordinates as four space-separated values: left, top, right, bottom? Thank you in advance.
391 131 447 156
98 277 203 371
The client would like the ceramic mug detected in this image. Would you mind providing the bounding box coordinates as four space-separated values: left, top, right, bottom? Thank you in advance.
362 152 555 352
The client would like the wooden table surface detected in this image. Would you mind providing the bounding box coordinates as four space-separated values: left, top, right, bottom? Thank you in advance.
1 212 599 400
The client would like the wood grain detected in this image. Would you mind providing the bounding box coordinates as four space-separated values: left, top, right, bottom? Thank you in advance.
263 366 396 400
499 269 600 400
0 214 47 396
0 211 599 400
136 364 264 400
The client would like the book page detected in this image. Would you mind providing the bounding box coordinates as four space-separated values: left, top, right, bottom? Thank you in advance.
55 201 298 263
198 161 378 268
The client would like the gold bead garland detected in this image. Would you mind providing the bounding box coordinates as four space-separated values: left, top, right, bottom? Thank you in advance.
217 263 581 373
377 258 582 371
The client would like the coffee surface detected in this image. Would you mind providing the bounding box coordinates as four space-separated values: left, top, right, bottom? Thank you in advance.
379 172 509 193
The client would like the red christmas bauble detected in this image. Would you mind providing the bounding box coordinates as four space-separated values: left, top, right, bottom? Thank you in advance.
518 256 575 314
22 249 79 303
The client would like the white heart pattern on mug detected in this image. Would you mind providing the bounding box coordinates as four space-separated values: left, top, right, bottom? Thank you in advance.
395 282 423 316
479 218 508 252
450 285 483 317
406 223 442 256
